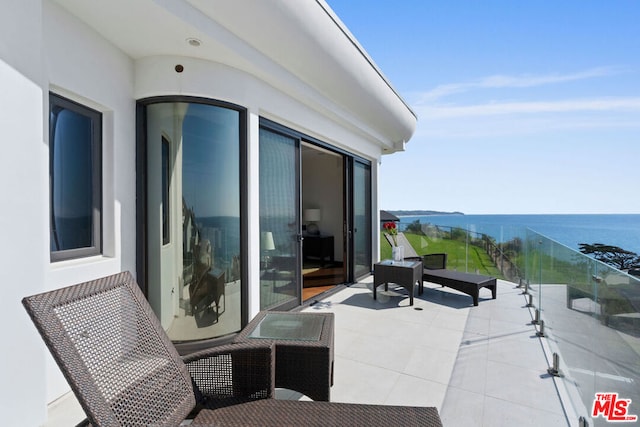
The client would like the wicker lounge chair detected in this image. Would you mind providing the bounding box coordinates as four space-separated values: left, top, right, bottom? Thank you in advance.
22 271 442 426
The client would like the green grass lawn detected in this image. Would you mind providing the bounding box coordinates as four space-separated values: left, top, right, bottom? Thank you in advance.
381 232 503 277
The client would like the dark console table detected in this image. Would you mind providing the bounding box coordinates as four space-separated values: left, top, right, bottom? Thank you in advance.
303 235 334 267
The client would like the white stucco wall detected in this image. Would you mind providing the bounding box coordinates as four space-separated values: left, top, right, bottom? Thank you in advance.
43 1 137 404
134 56 382 162
0 3 136 423
0 2 47 424
1 2 390 424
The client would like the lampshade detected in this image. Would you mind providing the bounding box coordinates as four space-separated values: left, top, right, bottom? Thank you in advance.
303 208 321 222
261 231 275 251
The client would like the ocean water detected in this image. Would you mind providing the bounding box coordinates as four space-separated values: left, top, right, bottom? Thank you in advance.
397 214 640 255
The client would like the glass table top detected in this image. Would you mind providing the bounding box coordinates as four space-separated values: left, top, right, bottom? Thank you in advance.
378 259 419 267
248 313 325 341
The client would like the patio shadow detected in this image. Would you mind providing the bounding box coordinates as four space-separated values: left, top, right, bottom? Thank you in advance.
340 283 476 310
419 286 494 309
339 289 411 310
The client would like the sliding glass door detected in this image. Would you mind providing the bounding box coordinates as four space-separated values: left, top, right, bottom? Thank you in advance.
352 160 372 279
259 119 373 308
259 127 301 310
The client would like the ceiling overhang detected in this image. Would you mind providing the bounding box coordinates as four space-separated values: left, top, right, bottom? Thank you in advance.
52 0 416 152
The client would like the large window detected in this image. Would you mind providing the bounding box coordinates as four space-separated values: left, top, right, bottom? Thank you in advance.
49 93 102 261
141 100 245 344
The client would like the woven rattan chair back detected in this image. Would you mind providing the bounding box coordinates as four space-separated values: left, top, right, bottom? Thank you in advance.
22 271 196 426
423 253 447 270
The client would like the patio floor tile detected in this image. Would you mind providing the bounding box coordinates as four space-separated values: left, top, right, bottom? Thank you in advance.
303 277 570 426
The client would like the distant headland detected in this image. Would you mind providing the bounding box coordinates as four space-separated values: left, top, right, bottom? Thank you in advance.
388 210 464 216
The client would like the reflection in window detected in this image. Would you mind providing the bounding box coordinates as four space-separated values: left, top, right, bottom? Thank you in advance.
145 101 243 342
49 93 102 261
162 137 170 245
353 161 372 277
259 127 299 309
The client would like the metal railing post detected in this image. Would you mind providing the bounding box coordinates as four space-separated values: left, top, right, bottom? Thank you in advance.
532 308 540 325
536 320 545 337
547 352 563 377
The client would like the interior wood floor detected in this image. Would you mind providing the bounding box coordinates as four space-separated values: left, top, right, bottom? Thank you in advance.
302 265 344 301
303 267 344 285
302 285 335 301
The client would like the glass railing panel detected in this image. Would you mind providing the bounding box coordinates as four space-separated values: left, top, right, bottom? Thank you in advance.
407 222 505 277
586 262 639 426
387 219 640 424
523 229 640 425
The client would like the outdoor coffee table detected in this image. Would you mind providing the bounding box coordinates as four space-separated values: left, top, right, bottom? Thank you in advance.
234 310 334 401
373 259 423 306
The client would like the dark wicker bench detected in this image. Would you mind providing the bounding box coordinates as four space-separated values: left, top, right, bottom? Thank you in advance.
193 399 442 426
416 253 497 306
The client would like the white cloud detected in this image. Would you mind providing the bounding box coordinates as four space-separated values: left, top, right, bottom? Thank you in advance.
415 97 640 119
410 98 640 141
407 67 640 142
417 67 626 103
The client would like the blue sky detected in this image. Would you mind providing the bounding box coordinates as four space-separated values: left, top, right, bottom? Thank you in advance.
327 1 640 214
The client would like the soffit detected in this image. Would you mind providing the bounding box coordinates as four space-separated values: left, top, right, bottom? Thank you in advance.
52 0 416 152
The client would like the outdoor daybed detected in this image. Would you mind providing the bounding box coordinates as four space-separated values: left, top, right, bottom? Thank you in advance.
416 253 497 306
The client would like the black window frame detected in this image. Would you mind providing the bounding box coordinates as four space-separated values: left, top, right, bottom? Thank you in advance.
136 96 249 351
49 92 102 262
161 136 171 245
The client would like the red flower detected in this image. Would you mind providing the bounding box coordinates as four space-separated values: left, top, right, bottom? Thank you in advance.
383 222 397 233
383 221 398 246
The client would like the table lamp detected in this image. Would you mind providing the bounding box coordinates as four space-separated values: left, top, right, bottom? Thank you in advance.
304 209 321 235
